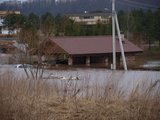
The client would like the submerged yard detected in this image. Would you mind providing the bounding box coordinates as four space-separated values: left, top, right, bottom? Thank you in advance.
0 67 160 120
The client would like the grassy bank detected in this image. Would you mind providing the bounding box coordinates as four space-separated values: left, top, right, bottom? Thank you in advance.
0 73 160 120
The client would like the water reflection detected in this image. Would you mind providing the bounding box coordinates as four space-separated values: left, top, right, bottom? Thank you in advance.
141 61 160 68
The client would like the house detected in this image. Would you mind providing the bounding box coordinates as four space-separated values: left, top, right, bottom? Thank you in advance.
67 11 111 25
48 36 142 67
0 39 17 54
0 37 27 64
0 10 20 35
0 38 17 64
55 0 76 3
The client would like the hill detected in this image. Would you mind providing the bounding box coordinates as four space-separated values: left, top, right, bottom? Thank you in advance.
0 0 159 15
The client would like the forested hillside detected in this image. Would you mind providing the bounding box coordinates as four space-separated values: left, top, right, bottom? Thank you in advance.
0 0 159 15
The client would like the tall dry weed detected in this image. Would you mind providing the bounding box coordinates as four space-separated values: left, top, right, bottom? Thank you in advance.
0 71 160 120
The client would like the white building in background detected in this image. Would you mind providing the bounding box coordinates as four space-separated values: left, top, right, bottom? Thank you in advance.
55 0 76 3
67 12 111 25
0 10 20 35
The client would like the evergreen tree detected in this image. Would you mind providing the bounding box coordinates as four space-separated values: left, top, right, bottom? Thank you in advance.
3 13 26 30
28 13 40 29
41 12 55 37
154 9 160 46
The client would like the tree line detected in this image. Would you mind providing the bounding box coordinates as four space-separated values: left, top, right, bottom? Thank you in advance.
3 9 160 47
3 12 112 37
118 9 160 47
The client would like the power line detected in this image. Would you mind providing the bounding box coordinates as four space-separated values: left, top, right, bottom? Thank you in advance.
123 0 158 8
117 0 159 10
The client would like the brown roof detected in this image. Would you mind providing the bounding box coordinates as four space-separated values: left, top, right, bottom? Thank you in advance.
50 36 143 55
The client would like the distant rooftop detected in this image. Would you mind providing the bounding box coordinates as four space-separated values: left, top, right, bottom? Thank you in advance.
0 38 17 41
0 10 20 16
66 11 111 17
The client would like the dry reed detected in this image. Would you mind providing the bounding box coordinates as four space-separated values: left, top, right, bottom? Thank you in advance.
0 71 160 120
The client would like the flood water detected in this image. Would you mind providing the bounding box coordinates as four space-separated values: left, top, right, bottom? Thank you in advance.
44 68 160 96
141 60 160 68
0 66 160 97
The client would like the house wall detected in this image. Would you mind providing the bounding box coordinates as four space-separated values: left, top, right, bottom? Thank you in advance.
0 18 4 27
1 28 18 35
70 55 109 66
125 54 136 66
72 56 86 65
69 15 111 25
70 53 136 68
118 54 136 67
0 54 13 64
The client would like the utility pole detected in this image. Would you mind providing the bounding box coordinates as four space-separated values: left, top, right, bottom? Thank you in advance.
112 0 116 70
112 0 127 71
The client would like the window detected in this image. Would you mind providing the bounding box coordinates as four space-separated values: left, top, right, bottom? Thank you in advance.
101 16 109 19
80 16 94 19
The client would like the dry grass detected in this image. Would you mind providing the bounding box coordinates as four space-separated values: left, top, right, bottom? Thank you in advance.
0 72 160 120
